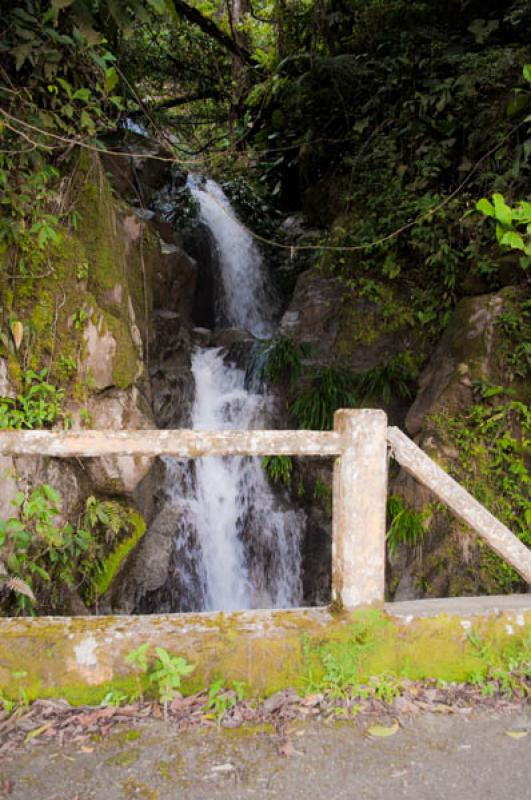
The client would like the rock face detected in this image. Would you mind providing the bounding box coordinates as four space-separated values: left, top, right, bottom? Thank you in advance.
0 143 200 613
388 288 524 600
82 388 155 494
104 502 180 614
279 269 418 384
405 293 504 436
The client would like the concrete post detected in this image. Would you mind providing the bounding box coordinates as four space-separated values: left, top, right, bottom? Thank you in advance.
332 409 388 608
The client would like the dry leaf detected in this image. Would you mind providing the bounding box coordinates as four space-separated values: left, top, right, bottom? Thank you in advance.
505 730 528 739
6 578 35 602
24 722 54 743
10 321 23 351
367 721 399 738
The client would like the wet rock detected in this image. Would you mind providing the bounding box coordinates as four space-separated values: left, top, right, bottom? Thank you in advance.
212 328 254 348
106 502 181 613
389 288 524 599
152 246 197 325
192 327 212 347
100 131 184 206
279 270 415 381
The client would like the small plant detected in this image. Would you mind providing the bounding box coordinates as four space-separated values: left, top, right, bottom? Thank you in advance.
0 486 137 613
262 455 293 487
353 352 418 404
0 484 93 612
204 679 245 726
467 631 530 698
253 336 311 385
291 365 356 430
126 644 195 717
0 369 64 430
76 261 89 281
313 478 332 514
57 354 77 380
476 193 531 270
150 648 195 711
100 688 129 707
386 496 427 556
71 309 88 330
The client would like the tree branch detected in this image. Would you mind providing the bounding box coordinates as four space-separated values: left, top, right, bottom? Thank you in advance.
166 0 256 66
129 90 223 117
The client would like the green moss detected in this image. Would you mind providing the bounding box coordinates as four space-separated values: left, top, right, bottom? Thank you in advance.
106 750 140 768
104 312 140 389
92 511 147 597
75 166 126 297
1 600 529 704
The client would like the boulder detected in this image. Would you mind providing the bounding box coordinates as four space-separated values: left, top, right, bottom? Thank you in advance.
406 292 504 436
212 328 254 348
83 318 117 391
105 502 180 614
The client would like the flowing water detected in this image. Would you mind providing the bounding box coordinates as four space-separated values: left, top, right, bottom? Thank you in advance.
163 178 304 612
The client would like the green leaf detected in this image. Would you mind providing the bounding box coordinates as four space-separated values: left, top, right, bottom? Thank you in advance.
367 721 399 738
51 0 75 8
476 198 494 218
499 230 526 252
104 67 119 94
492 194 513 226
72 88 91 102
524 64 531 84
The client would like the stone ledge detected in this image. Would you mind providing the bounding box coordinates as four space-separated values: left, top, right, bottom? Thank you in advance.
1 597 529 703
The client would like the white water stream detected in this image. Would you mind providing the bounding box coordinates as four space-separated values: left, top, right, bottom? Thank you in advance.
165 178 303 612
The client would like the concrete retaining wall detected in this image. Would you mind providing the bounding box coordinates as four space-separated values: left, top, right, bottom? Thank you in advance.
1 597 529 703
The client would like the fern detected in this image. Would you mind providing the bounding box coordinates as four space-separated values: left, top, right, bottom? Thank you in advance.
386 496 426 556
262 455 293 486
253 336 311 386
291 366 356 430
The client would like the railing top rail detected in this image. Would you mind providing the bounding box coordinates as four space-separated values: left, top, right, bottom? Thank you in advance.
0 428 343 458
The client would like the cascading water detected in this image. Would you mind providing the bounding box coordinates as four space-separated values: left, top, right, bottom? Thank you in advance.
162 178 304 612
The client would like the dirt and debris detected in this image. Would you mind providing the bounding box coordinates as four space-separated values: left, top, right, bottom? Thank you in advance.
0 680 528 763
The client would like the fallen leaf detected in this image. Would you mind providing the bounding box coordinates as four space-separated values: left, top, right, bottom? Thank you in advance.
505 730 528 739
367 721 399 738
24 722 54 743
278 738 303 757
10 321 23 351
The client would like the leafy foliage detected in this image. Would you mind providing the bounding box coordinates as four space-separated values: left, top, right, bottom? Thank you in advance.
261 455 293 487
386 496 426 557
435 399 530 592
0 486 140 614
253 335 310 385
126 643 195 713
0 369 65 429
290 365 355 430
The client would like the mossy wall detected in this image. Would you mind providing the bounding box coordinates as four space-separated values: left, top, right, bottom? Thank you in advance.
0 601 528 704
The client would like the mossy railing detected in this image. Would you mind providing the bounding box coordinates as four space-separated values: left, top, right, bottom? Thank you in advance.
0 408 529 607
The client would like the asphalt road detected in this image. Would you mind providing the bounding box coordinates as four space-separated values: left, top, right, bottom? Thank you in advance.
1 710 530 800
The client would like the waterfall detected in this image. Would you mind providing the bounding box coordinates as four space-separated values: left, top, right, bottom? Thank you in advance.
162 178 304 612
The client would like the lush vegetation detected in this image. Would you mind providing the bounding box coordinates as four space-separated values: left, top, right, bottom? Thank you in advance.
0 485 142 614
1 0 529 606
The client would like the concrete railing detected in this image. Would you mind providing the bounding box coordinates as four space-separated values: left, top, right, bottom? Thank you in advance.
0 408 529 608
